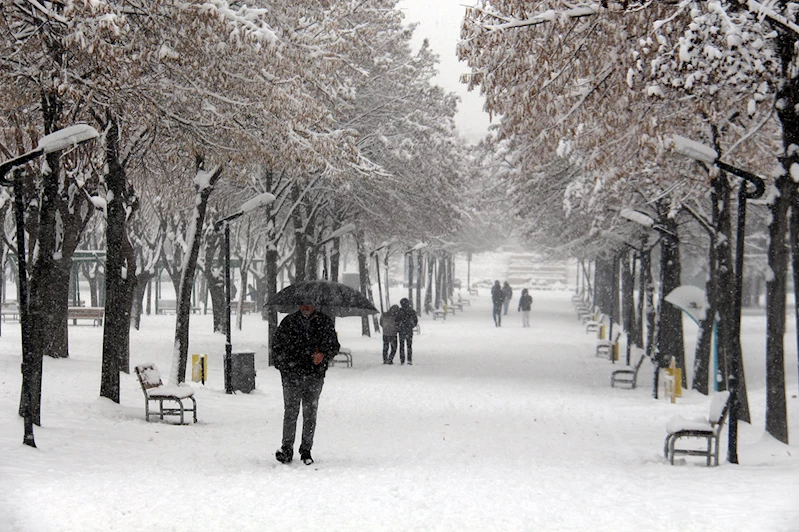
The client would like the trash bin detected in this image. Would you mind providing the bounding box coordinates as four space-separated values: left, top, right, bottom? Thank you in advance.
224 351 256 394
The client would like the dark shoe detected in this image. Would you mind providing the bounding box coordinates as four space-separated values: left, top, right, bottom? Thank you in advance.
275 447 293 464
300 451 314 465
407 361 413 365
387 361 394 365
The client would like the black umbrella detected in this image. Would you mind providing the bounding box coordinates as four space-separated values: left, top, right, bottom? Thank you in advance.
265 280 378 317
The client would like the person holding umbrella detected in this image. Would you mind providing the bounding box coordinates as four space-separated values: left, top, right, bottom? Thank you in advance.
272 302 340 466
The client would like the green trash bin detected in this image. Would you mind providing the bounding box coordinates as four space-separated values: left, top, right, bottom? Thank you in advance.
224 351 255 394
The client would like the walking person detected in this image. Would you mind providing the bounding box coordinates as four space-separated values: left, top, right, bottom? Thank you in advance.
395 298 418 365
380 305 399 364
518 288 533 327
501 281 513 315
491 280 503 327
272 303 340 465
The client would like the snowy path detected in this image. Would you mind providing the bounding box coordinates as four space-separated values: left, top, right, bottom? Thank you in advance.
0 290 797 531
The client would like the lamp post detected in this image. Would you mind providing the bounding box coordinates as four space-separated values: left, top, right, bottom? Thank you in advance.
0 125 99 447
214 192 275 393
672 134 765 464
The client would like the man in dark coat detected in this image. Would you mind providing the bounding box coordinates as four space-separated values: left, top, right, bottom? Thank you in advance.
272 303 340 465
395 298 418 365
491 280 503 327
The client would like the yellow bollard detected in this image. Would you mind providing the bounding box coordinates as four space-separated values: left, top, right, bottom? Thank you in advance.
664 356 682 402
612 342 619 361
598 324 606 340
191 354 208 384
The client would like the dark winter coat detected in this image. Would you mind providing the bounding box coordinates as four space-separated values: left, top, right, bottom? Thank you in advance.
491 283 503 305
380 308 399 337
396 300 418 336
518 291 533 312
272 310 340 377
501 283 513 303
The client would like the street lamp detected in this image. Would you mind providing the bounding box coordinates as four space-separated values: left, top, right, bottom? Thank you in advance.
0 124 99 447
370 242 390 314
213 192 275 394
672 134 765 464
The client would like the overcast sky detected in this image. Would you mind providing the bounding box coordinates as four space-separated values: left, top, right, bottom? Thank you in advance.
397 0 492 144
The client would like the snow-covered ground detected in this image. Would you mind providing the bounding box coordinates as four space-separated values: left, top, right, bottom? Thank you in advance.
1 253 798 531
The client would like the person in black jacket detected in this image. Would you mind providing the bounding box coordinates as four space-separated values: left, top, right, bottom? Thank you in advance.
272 304 340 465
491 280 503 327
395 298 418 365
517 288 533 327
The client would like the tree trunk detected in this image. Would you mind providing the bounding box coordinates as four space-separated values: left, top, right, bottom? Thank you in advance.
100 115 137 402
424 253 434 313
330 237 341 283
170 159 223 385
355 232 372 337
131 271 155 330
621 251 635 364
202 226 225 332
416 251 423 315
765 29 797 442
25 94 95 418
656 217 685 387
764 171 791 443
292 184 307 283
266 245 278 366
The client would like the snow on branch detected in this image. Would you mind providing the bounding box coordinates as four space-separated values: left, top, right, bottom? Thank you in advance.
744 0 799 37
468 4 601 32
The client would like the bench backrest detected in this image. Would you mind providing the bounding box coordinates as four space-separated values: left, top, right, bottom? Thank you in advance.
709 390 731 427
632 351 646 371
135 364 164 391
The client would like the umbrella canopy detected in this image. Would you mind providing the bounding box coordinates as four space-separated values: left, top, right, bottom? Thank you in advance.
265 280 378 317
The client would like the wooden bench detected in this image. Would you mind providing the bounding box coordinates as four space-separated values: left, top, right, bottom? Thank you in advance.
596 327 621 359
135 363 197 424
577 303 595 323
231 300 255 314
68 306 105 326
156 299 177 314
330 347 352 368
432 309 446 320
664 391 731 466
468 287 478 296
458 294 471 307
1 302 19 321
585 313 608 334
157 299 203 314
611 349 647 388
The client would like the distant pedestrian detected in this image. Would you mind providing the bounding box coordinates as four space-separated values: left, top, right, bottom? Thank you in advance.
501 281 513 315
491 280 503 327
395 298 418 365
272 303 340 466
518 288 533 327
380 305 399 364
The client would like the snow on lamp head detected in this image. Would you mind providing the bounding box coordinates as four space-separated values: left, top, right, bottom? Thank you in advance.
671 135 718 164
